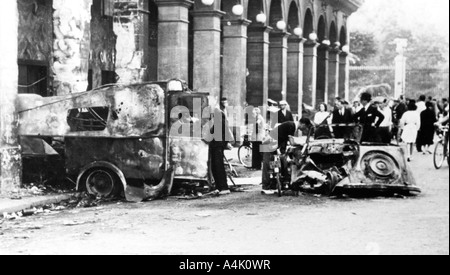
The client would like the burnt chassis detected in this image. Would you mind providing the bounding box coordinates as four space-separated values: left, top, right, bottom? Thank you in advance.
18 81 212 202
286 124 421 196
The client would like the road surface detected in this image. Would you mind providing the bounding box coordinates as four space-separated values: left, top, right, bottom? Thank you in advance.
0 151 448 255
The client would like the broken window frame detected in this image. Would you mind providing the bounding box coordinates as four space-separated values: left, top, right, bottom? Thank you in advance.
67 107 110 132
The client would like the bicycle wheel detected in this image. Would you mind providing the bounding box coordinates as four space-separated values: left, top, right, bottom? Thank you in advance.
238 145 253 168
434 141 445 169
447 140 449 167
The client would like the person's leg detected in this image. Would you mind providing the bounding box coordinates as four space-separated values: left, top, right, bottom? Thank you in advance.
252 142 262 170
416 134 422 152
210 146 229 191
406 143 411 161
409 143 414 161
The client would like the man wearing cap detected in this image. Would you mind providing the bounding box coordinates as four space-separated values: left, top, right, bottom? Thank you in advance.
278 100 294 124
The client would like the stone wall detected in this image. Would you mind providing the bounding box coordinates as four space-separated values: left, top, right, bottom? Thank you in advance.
17 0 54 95
90 0 117 89
114 0 146 84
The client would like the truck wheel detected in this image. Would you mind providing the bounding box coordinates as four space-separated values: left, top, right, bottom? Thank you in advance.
85 169 120 198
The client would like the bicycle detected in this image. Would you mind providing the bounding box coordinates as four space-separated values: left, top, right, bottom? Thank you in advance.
268 153 283 197
433 126 449 169
238 134 253 168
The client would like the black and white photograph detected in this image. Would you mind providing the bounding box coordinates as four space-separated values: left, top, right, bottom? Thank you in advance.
0 0 448 257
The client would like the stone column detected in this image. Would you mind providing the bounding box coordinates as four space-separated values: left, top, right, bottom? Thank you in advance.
339 52 349 100
0 0 22 194
191 9 224 98
114 0 152 84
268 32 290 103
287 37 306 115
327 47 341 106
53 0 92 95
302 40 319 107
246 26 272 108
156 0 193 82
222 19 251 107
316 44 329 106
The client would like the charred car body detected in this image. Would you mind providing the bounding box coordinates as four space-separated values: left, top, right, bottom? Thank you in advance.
18 80 211 202
286 124 421 196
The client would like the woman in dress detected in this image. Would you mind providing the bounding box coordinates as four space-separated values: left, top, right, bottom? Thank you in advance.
400 101 421 162
313 103 332 139
418 101 438 154
314 103 331 126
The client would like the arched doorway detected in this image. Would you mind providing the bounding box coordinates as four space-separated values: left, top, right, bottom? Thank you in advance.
339 26 348 99
328 21 340 106
268 0 287 104
302 8 317 108
286 1 302 114
316 16 328 107
246 0 268 108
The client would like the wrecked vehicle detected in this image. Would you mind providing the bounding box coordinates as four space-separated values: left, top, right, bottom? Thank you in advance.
286 124 421 196
18 80 211 202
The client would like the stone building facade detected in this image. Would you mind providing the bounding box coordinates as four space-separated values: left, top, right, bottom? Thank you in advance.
1 0 362 193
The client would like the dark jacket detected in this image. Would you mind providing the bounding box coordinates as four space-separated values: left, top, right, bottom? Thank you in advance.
278 110 294 124
209 109 233 148
270 121 297 153
331 108 354 139
354 105 385 142
332 108 353 124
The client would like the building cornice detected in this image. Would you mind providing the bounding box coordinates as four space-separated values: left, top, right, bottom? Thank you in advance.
325 0 364 15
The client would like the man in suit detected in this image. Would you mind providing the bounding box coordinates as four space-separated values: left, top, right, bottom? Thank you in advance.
354 92 385 143
278 100 294 124
332 97 354 138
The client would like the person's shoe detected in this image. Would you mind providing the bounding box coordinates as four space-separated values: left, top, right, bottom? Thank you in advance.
407 157 411 162
261 189 276 195
218 190 231 195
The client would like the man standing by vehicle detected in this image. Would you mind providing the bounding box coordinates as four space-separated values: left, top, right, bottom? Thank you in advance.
332 97 353 138
354 92 385 143
278 100 294 124
208 105 234 195
377 98 393 144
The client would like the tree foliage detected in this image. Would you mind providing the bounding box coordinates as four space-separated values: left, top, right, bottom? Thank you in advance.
349 0 449 100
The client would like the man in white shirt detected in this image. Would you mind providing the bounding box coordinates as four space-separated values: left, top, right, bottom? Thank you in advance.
377 99 393 144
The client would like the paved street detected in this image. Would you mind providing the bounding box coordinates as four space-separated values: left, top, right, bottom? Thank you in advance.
0 148 448 255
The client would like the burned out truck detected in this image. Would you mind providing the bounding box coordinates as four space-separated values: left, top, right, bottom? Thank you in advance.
18 80 211 202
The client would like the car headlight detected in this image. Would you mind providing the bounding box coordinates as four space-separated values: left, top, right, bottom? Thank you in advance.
168 80 183 92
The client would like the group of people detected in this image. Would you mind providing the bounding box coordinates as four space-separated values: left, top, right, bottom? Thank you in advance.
208 93 449 195
313 92 386 143
395 95 449 161
311 93 450 162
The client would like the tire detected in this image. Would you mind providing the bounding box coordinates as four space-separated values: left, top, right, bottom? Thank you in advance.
238 145 253 168
433 141 445 170
85 168 120 198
